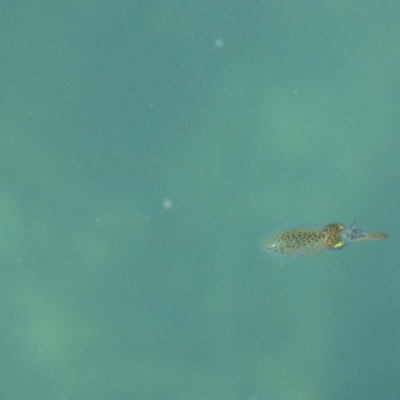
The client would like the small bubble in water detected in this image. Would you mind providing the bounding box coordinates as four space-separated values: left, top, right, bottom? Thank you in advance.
162 198 173 210
214 38 224 48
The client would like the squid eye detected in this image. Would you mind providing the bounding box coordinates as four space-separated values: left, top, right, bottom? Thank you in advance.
333 240 344 249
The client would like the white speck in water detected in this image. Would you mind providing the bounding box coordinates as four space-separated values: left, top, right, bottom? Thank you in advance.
162 198 173 210
214 38 224 48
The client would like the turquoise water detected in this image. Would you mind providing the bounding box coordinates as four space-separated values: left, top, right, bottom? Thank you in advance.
0 1 398 399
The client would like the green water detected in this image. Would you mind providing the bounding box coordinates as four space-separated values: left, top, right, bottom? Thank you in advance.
0 1 398 399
